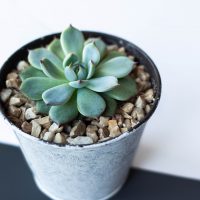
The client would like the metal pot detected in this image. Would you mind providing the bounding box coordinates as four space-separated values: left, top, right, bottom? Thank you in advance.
0 31 161 200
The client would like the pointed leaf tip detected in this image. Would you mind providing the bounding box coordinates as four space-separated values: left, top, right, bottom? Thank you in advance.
40 58 65 80
60 25 84 59
28 48 62 70
82 42 100 66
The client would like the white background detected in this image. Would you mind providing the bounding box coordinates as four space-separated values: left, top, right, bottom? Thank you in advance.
0 0 200 180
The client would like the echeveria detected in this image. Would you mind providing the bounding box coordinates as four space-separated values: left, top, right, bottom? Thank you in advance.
20 25 137 124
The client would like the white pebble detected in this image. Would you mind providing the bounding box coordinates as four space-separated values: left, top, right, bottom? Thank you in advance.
67 136 93 145
0 89 12 102
25 107 37 120
43 131 55 142
31 120 41 138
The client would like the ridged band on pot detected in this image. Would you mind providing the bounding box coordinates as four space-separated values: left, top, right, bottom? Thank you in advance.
0 31 161 200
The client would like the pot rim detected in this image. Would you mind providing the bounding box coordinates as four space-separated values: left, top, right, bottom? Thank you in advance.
0 31 162 150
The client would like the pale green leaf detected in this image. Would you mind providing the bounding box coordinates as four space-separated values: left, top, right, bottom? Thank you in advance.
64 66 77 81
77 67 87 80
60 25 84 59
28 48 62 70
47 38 65 60
86 76 118 92
20 77 65 100
36 100 51 115
40 58 65 80
86 60 95 79
85 38 107 59
100 50 125 64
95 56 134 78
105 76 137 101
49 95 78 124
102 94 117 116
82 42 100 66
42 84 74 105
77 88 106 117
19 66 46 81
63 53 79 67
69 80 88 88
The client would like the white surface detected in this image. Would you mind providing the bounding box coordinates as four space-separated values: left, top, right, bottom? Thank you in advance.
0 0 200 179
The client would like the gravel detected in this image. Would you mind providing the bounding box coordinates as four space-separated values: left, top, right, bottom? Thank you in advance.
0 46 155 146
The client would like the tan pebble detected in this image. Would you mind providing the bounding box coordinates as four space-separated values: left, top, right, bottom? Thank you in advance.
17 60 29 71
99 116 109 127
19 106 26 121
86 125 98 143
86 125 98 132
138 72 150 81
115 114 124 127
131 108 145 121
70 121 86 137
108 120 121 137
31 120 41 138
122 111 132 119
21 121 32 134
61 133 68 140
98 127 109 139
9 97 23 106
109 126 121 138
108 120 118 127
24 102 34 108
25 107 37 120
6 79 20 89
145 104 151 114
136 65 145 74
124 119 132 129
35 116 51 129
128 55 135 61
43 131 55 142
49 123 60 134
120 127 128 133
86 132 98 143
7 72 18 80
91 120 101 127
40 129 48 139
131 119 138 127
121 102 134 113
107 44 118 51
0 89 12 102
118 47 125 53
57 126 64 132
137 80 151 92
13 93 28 103
53 133 66 144
143 89 154 102
8 106 21 117
135 96 145 108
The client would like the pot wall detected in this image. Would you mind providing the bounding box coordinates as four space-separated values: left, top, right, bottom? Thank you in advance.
0 31 161 200
15 123 146 200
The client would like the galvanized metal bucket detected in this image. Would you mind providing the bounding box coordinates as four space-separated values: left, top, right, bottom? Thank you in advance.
0 31 161 200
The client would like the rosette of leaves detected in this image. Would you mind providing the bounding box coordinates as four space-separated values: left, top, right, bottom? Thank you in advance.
20 25 137 124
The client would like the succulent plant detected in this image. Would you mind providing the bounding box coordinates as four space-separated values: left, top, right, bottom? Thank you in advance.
20 25 137 124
